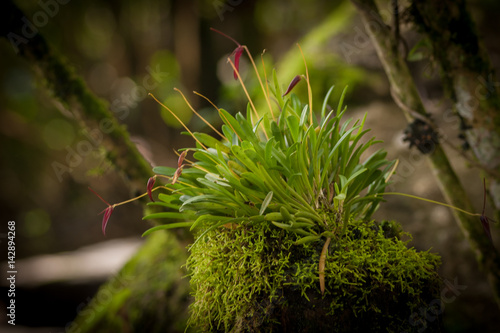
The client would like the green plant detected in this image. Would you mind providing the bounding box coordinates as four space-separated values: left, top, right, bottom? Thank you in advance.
142 43 441 331
88 36 449 331
141 49 401 293
145 73 395 244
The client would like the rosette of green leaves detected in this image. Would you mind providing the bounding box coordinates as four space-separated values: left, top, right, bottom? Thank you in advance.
143 79 395 244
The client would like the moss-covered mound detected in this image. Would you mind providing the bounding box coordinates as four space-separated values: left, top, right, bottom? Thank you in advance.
187 219 441 332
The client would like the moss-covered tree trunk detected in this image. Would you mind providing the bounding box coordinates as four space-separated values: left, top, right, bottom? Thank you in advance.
187 220 442 332
1 1 192 331
408 0 500 218
350 0 500 308
1 0 152 192
68 231 191 333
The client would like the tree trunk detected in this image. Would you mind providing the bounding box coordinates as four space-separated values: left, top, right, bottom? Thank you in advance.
67 231 191 333
1 1 192 331
350 0 500 308
1 0 152 193
408 0 500 217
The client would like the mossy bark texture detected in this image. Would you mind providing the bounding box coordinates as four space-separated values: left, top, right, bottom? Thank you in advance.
350 0 500 309
1 0 153 192
1 1 192 331
69 231 191 333
187 220 441 332
408 0 500 216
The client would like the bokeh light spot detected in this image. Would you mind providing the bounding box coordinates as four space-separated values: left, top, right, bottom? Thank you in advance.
42 118 75 150
22 209 52 238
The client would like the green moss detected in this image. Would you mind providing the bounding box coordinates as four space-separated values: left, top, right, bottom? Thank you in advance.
72 231 191 333
187 218 441 332
37 47 154 184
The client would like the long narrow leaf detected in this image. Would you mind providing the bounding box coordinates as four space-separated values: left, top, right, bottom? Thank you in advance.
142 222 195 236
260 191 274 215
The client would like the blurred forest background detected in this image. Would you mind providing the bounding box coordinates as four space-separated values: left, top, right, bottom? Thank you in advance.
1 0 500 332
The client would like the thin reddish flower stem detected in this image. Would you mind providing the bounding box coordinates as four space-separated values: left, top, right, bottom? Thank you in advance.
88 187 111 206
210 27 240 46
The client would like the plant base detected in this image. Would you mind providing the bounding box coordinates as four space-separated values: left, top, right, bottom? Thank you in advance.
187 219 442 332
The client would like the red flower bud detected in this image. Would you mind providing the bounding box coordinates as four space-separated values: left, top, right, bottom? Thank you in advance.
88 187 115 236
172 165 184 185
233 46 244 80
282 75 302 97
100 206 114 236
178 150 187 168
147 176 156 202
210 28 244 80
